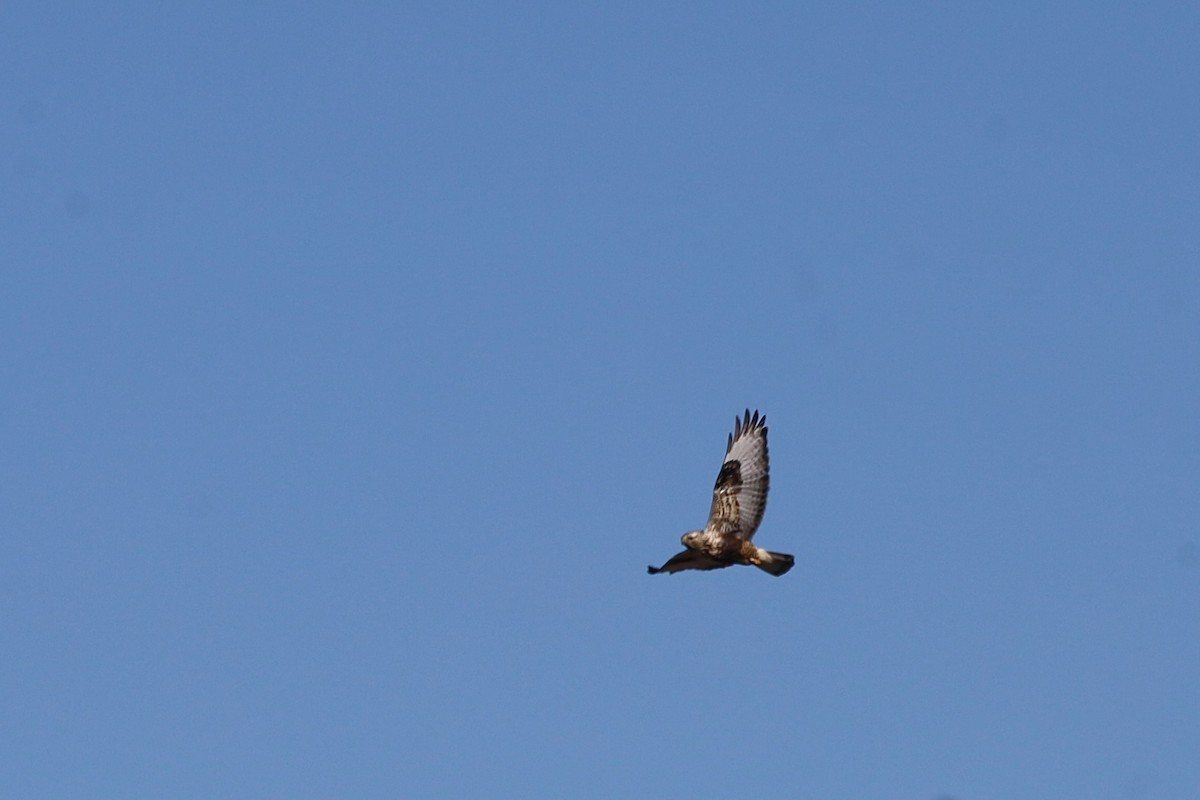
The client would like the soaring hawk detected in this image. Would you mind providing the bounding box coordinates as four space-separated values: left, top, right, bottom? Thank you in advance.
648 409 794 577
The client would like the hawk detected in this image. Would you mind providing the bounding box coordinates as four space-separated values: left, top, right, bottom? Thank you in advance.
648 409 794 577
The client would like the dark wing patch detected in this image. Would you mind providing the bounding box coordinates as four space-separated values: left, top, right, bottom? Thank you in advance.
713 460 742 493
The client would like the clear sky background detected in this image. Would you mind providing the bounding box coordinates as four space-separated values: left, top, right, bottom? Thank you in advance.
3 4 1198 799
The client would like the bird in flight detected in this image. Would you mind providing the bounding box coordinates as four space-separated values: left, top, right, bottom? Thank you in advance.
648 409 794 577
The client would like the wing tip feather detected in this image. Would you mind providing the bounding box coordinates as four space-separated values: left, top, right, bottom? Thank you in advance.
729 408 766 449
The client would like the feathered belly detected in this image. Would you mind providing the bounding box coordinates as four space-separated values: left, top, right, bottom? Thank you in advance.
694 531 751 562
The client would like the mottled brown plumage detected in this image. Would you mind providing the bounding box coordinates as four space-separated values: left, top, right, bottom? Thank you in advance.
648 410 794 577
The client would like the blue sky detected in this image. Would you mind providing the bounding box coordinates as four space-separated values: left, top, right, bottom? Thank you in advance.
3 3 1198 798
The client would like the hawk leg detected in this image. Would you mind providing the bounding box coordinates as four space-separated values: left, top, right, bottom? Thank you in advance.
738 539 763 565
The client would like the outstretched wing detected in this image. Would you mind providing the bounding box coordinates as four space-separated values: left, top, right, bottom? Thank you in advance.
707 409 770 540
647 549 728 575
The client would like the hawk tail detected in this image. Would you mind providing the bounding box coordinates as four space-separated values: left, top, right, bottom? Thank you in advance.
755 551 795 577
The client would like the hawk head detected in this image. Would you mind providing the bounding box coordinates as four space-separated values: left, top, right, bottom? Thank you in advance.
681 529 726 560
